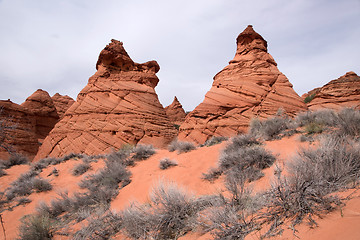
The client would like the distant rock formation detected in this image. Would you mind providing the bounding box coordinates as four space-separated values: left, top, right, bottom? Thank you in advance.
0 100 38 159
179 25 307 144
35 40 177 160
305 71 360 110
165 96 186 126
51 93 75 118
21 89 59 140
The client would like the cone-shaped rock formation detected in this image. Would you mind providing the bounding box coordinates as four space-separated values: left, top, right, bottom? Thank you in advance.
305 71 360 110
179 25 307 144
165 96 187 126
21 89 59 140
51 93 75 118
35 40 177 160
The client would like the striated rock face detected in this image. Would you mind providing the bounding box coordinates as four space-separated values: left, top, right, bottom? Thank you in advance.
21 89 60 140
179 25 307 144
51 93 75 118
306 71 360 110
0 100 38 159
35 39 177 160
164 96 187 126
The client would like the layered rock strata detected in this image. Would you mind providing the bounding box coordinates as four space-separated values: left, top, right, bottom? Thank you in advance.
179 25 307 144
165 96 187 126
35 40 177 160
306 71 360 110
51 93 75 118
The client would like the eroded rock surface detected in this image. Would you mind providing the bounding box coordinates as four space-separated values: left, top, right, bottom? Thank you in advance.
51 93 75 118
0 100 38 159
179 25 307 144
165 96 187 126
35 40 177 160
21 89 59 140
306 71 360 110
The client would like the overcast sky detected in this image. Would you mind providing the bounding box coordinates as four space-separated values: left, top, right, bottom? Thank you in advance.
0 0 359 111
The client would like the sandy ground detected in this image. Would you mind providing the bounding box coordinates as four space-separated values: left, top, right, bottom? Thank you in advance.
1 135 360 239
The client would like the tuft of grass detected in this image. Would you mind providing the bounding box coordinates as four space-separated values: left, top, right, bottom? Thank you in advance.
72 162 91 176
159 158 178 170
202 136 228 147
18 213 57 240
249 115 292 140
202 168 223 182
32 178 53 193
131 144 156 161
168 139 196 154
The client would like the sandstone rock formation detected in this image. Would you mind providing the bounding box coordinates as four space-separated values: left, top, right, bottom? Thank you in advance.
35 40 177 160
306 71 360 110
51 93 75 118
179 25 307 144
21 89 59 140
0 100 38 159
164 96 187 126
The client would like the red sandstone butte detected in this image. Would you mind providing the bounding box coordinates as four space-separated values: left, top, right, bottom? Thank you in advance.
0 100 38 159
178 25 307 144
21 89 59 140
306 71 360 111
165 96 187 126
51 93 75 118
35 40 177 160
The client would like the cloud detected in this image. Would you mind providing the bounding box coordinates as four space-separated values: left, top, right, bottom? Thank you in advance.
0 0 359 110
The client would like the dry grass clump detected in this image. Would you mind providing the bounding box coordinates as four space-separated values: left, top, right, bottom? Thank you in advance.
131 144 156 161
202 136 228 147
18 213 57 240
159 158 178 170
72 162 91 176
249 114 293 140
168 139 196 153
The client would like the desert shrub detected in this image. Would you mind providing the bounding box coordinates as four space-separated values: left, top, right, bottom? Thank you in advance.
202 168 223 182
73 211 122 240
131 144 156 160
32 178 53 193
202 136 228 147
337 108 360 137
2 154 29 169
121 202 153 239
249 115 292 140
259 135 360 237
298 134 314 142
6 171 38 200
79 158 131 200
0 168 6 177
295 109 338 127
107 148 133 166
219 145 275 176
72 162 91 176
168 139 196 154
304 122 324 134
50 168 59 177
304 93 316 103
18 213 57 240
122 182 212 239
18 197 32 205
159 158 178 170
203 204 258 240
61 152 84 161
260 168 340 238
222 134 261 155
289 135 360 192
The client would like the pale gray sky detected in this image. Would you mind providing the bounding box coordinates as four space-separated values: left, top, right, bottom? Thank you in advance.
0 0 359 111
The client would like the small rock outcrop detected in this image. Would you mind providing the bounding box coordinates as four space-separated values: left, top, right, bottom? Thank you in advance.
0 100 38 159
51 93 75 118
179 25 307 144
164 96 187 126
306 71 360 110
21 89 59 140
35 40 177 160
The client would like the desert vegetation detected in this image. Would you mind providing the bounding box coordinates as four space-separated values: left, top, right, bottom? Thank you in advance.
1 108 359 239
168 139 196 153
